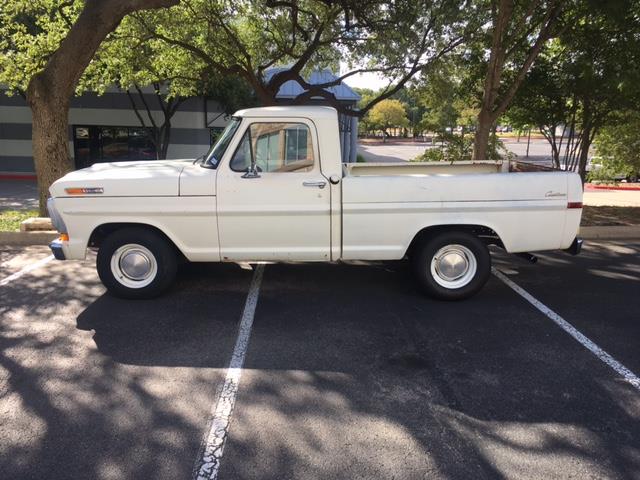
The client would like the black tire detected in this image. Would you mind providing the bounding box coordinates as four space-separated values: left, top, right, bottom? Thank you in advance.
97 227 177 299
412 231 491 301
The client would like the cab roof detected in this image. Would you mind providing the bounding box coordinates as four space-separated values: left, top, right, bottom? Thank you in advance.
234 105 338 119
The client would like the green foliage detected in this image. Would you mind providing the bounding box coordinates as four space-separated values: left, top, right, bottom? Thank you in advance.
356 153 366 163
412 132 512 162
412 133 472 162
590 111 640 182
415 61 464 134
487 133 515 161
507 0 640 172
413 134 473 162
0 1 82 94
391 86 426 136
125 0 476 113
368 99 409 132
0 0 256 109
0 210 38 231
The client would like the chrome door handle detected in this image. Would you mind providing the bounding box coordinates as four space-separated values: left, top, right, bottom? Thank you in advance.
303 180 327 189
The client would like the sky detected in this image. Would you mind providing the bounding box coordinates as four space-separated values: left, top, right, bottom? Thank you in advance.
340 63 389 92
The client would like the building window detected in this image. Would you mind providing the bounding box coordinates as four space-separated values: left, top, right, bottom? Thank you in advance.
73 126 157 169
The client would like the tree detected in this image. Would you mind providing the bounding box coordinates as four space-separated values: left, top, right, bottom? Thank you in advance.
506 48 572 167
471 0 565 160
391 86 426 137
131 0 476 118
354 87 377 136
368 99 409 142
0 0 179 215
415 62 461 139
507 0 640 178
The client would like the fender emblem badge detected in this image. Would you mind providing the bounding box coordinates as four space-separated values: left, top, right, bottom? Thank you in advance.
65 187 104 195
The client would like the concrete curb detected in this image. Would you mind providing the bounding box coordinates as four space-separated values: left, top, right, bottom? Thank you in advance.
586 184 640 192
0 231 58 246
579 225 640 239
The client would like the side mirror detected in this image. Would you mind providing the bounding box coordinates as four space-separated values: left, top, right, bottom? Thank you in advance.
241 163 261 179
241 136 260 178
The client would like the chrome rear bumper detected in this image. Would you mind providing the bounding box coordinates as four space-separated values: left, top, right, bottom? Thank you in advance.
565 237 583 256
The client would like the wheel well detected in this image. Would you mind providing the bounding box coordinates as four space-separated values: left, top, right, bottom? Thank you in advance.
406 224 503 258
88 223 184 258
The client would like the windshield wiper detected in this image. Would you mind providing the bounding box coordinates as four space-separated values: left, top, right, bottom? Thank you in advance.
193 154 205 165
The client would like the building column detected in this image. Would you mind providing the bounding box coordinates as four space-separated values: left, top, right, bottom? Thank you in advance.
349 116 358 163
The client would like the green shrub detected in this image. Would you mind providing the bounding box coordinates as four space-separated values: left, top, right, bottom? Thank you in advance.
0 210 38 232
592 111 640 182
411 133 514 162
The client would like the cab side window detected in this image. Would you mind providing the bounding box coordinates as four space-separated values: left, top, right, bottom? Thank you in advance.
230 123 314 173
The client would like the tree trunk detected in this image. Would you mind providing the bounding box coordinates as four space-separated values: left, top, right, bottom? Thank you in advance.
160 121 171 160
577 125 592 182
472 0 561 161
28 77 74 214
473 111 494 160
25 0 179 216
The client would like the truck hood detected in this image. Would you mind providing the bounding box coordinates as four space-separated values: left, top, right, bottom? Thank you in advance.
50 159 194 197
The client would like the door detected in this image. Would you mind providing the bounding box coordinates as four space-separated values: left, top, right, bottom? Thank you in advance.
216 119 332 261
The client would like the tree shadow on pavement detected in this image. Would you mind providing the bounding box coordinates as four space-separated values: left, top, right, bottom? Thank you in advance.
1 247 639 479
0 260 253 480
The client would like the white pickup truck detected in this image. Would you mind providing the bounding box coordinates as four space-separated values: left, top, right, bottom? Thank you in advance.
48 106 583 300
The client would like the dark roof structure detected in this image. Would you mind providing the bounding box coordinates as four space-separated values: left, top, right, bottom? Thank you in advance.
268 68 361 103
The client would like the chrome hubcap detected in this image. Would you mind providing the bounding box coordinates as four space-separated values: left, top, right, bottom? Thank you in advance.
110 244 157 288
120 250 152 280
430 244 477 289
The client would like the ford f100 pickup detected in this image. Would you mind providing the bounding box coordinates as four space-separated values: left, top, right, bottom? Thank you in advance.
47 106 583 300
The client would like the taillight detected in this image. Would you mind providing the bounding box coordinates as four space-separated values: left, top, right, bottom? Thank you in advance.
567 202 583 209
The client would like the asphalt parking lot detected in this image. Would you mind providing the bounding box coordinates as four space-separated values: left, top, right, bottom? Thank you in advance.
1 240 639 480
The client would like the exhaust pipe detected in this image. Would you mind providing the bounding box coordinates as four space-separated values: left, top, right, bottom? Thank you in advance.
515 252 538 264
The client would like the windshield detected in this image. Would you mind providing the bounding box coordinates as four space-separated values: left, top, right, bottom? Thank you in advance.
204 117 242 168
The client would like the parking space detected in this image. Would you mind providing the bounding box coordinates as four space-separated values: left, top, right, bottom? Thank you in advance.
493 240 640 376
0 248 255 479
1 241 639 479
0 245 53 280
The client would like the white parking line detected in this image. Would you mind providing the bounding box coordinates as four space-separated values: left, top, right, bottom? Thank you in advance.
493 268 640 391
193 263 265 480
0 255 54 287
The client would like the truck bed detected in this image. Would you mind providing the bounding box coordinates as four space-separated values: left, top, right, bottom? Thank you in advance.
340 161 582 260
344 160 507 176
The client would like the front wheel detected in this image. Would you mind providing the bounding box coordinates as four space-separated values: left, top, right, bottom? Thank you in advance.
412 231 491 301
97 227 177 299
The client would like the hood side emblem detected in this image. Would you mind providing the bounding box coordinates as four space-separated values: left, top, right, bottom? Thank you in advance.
65 187 104 195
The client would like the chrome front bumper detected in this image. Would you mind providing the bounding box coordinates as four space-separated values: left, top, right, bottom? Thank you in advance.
49 239 66 260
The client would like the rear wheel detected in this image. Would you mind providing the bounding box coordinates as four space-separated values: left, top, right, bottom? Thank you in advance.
412 231 491 300
97 227 177 299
